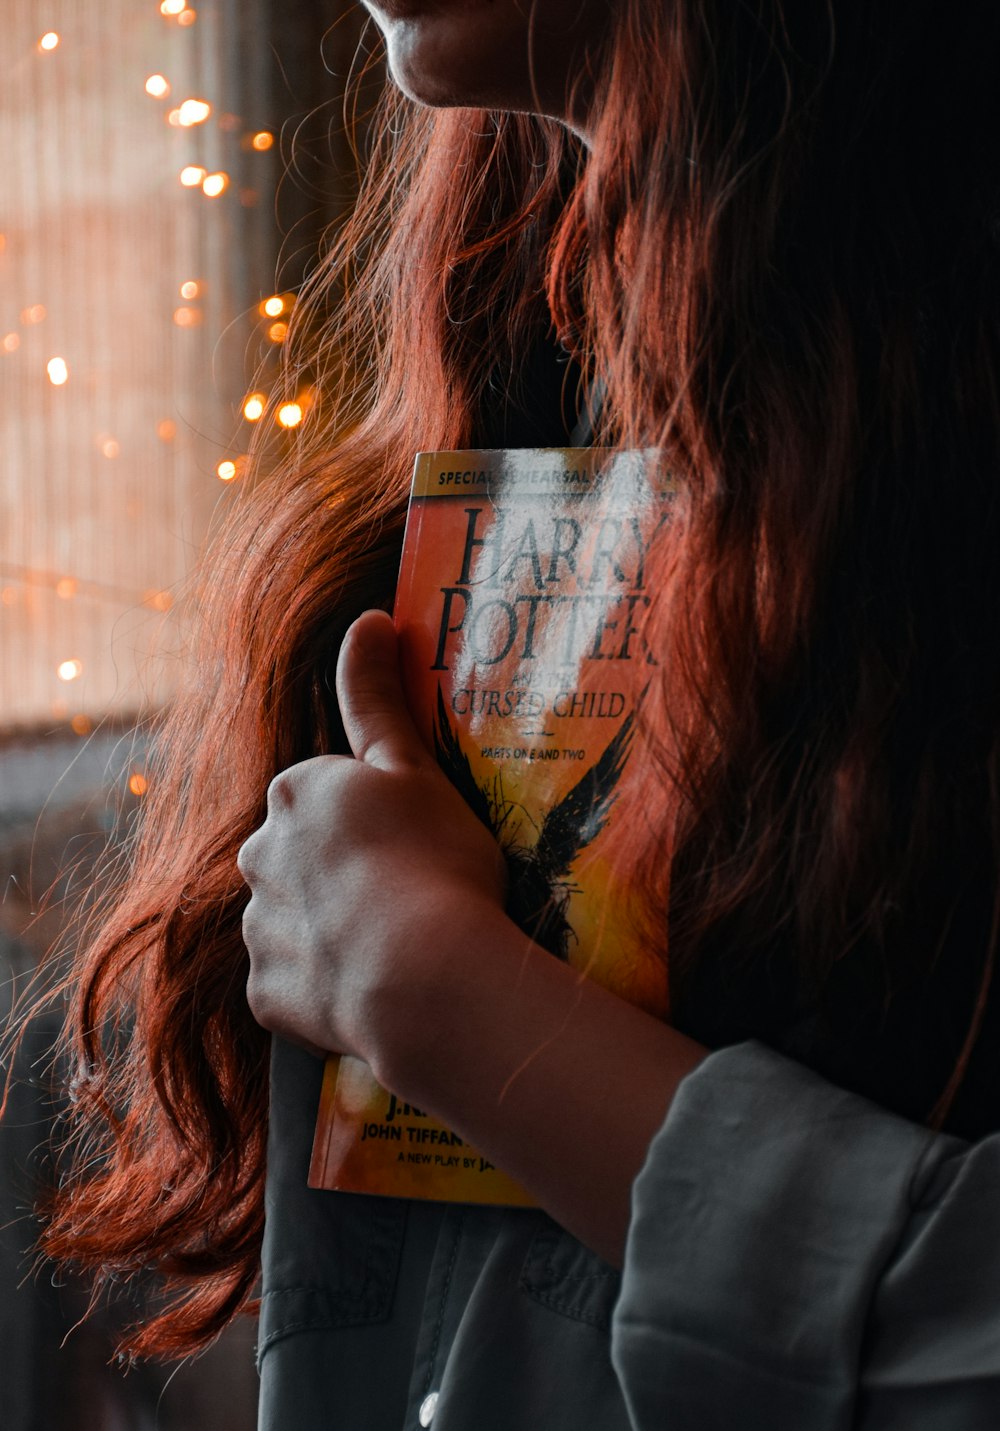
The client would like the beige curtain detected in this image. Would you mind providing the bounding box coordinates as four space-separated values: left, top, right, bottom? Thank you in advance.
0 0 279 730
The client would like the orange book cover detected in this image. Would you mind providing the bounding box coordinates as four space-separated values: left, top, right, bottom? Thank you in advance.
308 447 675 1203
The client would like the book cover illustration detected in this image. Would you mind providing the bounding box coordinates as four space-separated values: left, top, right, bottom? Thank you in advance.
309 447 675 1203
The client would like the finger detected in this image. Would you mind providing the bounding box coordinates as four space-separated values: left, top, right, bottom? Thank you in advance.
336 609 430 771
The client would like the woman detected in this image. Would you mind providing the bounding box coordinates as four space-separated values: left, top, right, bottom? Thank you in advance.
43 1 1000 1426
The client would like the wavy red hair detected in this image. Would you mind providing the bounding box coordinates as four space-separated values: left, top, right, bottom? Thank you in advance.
33 0 1000 1358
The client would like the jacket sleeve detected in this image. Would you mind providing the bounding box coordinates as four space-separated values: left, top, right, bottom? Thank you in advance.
610 1040 1000 1431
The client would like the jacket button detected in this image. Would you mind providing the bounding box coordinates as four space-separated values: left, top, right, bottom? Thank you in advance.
419 1391 440 1426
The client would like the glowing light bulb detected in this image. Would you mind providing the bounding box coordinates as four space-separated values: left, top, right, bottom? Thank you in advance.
157 419 177 442
201 172 229 198
145 74 171 98
22 304 46 324
261 295 284 318
2 333 19 353
57 658 83 682
180 165 206 188
160 0 184 13
128 773 149 796
55 577 77 599
217 459 238 482
180 279 200 299
178 7 197 24
101 438 120 458
38 32 59 51
173 306 201 328
177 98 211 126
267 321 288 344
252 131 274 152
243 393 266 421
144 589 173 612
71 713 93 736
47 357 69 386
277 402 304 429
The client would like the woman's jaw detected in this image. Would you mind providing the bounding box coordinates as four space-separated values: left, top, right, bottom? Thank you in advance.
360 0 613 142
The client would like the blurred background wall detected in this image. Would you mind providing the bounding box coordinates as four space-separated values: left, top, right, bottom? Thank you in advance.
1 1 373 1425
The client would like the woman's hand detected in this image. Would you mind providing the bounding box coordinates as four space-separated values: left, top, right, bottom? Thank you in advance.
237 608 509 1076
239 607 706 1265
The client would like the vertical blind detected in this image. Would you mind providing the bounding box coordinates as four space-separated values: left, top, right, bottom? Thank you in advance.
0 0 280 731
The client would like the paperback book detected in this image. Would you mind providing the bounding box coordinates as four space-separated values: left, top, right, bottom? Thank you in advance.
308 446 674 1203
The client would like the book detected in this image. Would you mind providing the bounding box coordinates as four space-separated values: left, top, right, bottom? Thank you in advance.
308 447 675 1203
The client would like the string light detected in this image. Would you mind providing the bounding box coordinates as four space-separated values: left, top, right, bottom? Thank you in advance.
177 98 211 126
128 772 149 796
260 295 284 318
7 14 278 727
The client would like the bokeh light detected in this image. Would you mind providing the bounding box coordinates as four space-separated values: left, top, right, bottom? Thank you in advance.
177 98 211 126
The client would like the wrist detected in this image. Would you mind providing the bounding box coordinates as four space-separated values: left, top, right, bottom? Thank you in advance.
362 891 517 1096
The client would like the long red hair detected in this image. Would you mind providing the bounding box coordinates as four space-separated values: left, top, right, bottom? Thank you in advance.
37 0 1000 1357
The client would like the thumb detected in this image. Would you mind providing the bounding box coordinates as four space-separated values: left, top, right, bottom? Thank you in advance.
336 610 430 770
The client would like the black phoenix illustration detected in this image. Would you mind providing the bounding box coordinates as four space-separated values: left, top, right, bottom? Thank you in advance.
432 686 636 960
